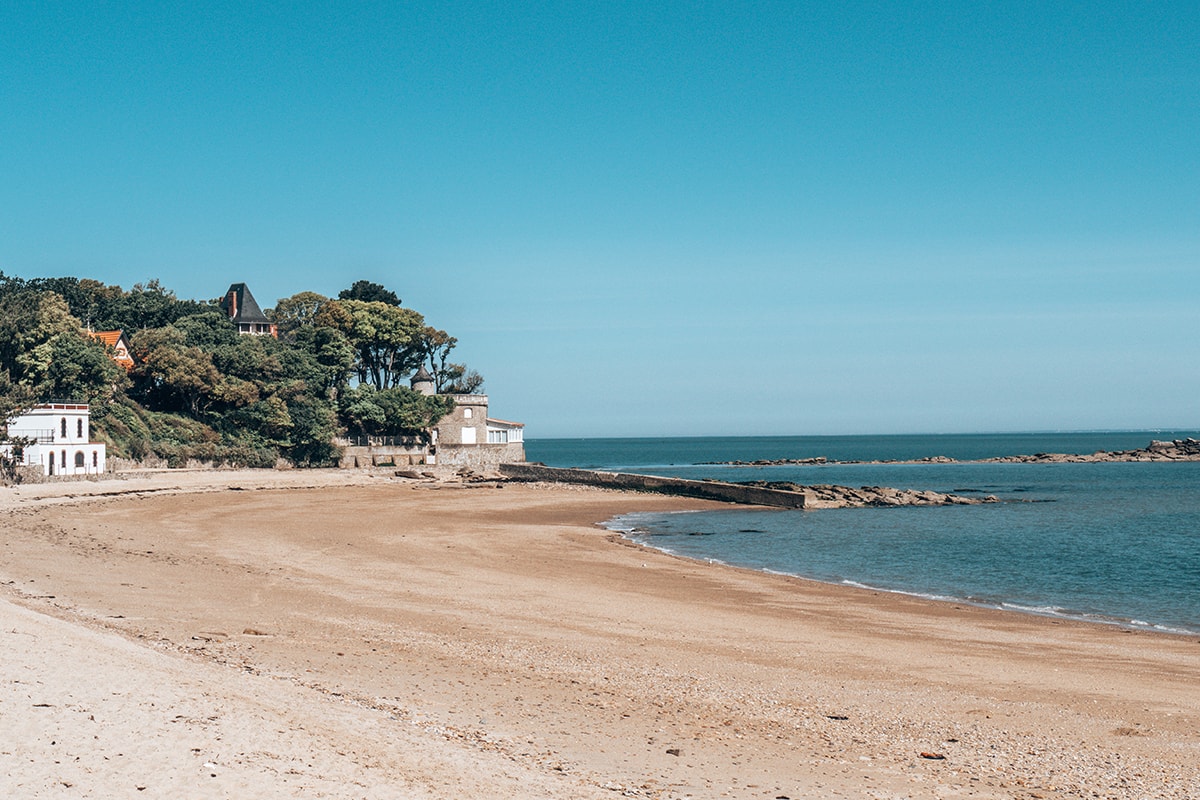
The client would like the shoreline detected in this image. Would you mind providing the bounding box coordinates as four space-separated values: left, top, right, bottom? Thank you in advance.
5 466 1191 639
602 512 1200 639
3 471 1199 798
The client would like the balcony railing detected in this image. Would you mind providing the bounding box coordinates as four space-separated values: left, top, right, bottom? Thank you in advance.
6 429 55 444
334 435 426 448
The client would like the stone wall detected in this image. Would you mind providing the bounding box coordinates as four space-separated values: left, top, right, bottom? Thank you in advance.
437 442 525 469
498 464 806 508
6 466 121 485
338 445 429 468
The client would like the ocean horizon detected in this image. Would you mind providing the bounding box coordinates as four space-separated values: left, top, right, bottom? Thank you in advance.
526 431 1200 636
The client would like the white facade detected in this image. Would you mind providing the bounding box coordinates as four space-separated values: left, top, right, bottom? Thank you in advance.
2 403 106 476
486 419 525 444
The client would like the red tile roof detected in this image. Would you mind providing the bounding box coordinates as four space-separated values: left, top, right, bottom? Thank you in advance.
90 330 124 347
88 330 135 370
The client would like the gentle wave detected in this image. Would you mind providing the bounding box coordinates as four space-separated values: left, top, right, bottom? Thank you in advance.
594 441 1200 637
606 516 1200 636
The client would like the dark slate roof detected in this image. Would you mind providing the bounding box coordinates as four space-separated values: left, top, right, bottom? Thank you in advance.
220 283 271 324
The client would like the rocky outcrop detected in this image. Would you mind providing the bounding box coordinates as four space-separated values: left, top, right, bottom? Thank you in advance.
982 438 1200 463
735 481 997 509
705 439 1200 467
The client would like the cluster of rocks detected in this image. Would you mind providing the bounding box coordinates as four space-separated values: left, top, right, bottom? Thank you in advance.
708 439 1200 467
394 466 506 484
712 457 831 466
983 438 1200 463
708 455 963 466
735 481 997 509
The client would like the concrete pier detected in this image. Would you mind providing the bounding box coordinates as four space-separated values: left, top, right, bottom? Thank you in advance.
498 463 806 508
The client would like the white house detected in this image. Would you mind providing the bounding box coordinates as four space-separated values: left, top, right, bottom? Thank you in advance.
2 402 106 476
485 417 525 445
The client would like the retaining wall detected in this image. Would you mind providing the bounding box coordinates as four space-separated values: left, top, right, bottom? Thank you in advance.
437 442 526 469
498 464 806 509
338 445 428 468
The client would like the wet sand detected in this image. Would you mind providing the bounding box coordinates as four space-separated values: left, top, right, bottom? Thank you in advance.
2 470 1198 798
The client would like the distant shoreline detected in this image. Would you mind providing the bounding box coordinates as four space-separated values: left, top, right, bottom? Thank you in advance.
702 437 1200 466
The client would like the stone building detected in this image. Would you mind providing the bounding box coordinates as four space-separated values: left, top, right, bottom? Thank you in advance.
220 283 278 337
426 395 525 467
337 371 525 469
407 368 525 466
2 402 107 477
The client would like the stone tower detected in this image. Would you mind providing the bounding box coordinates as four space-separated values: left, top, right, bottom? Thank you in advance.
410 365 435 396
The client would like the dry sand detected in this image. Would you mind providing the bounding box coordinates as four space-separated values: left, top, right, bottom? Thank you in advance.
2 469 1198 799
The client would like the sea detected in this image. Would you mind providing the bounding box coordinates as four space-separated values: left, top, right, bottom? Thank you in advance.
525 432 1200 636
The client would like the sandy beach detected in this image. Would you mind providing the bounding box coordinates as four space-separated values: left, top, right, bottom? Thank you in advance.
2 470 1198 799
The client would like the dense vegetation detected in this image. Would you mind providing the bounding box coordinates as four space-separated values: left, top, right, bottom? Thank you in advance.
0 273 482 468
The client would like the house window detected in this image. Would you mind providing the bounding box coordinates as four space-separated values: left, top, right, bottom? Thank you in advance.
92 451 98 468
488 430 508 444
61 418 67 438
75 451 85 468
61 450 67 468
463 408 472 419
77 418 83 438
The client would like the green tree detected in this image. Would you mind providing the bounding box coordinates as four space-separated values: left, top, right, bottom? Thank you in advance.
314 299 425 390
418 327 459 391
0 292 84 392
42 332 129 408
21 276 126 331
439 364 485 394
338 280 400 306
0 372 35 424
175 310 241 350
130 326 256 417
231 396 293 447
0 372 37 484
270 291 330 338
285 395 341 465
339 385 452 437
0 272 485 470
0 290 42 381
104 280 211 331
291 326 356 397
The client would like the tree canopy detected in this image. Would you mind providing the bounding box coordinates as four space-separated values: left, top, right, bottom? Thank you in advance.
0 274 483 469
337 280 400 306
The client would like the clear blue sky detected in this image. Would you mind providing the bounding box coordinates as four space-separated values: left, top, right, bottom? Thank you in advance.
2 2 1196 437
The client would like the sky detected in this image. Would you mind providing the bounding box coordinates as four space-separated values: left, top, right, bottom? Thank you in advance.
2 2 1197 438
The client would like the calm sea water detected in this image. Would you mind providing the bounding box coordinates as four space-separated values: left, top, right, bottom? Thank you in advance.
526 433 1200 635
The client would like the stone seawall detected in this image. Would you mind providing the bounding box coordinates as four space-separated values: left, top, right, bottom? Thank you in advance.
339 445 428 468
498 464 806 508
438 443 526 469
499 465 998 509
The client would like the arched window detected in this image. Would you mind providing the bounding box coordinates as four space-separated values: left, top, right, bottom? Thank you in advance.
61 450 67 468
48 458 54 476
75 451 85 468
77 418 83 438
61 418 67 438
